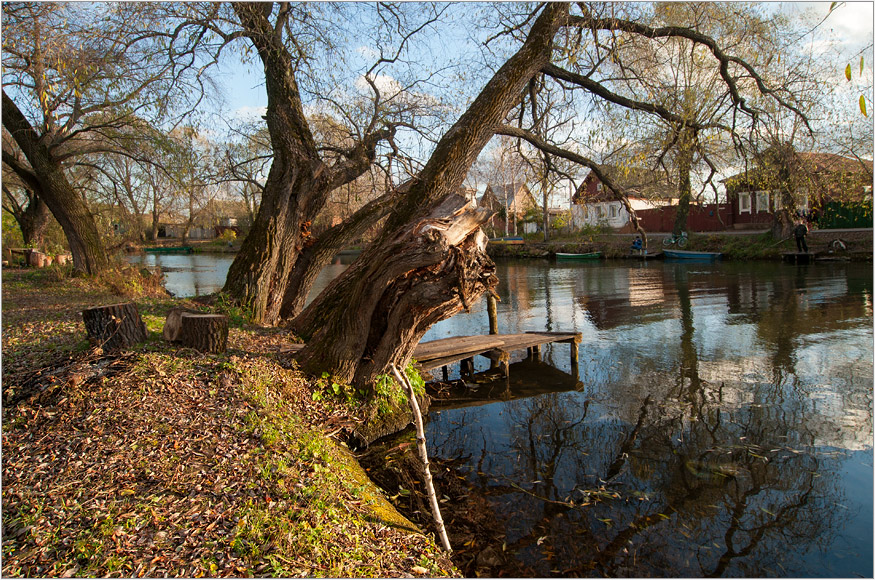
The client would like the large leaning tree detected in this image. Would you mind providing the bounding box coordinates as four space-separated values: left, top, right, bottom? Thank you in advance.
288 3 570 388
2 3 213 274
287 2 813 392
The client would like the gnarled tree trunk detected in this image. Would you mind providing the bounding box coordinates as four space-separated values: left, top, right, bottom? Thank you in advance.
278 190 399 320
291 196 497 387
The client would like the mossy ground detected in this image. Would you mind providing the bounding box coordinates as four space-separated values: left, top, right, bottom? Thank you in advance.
1 266 458 578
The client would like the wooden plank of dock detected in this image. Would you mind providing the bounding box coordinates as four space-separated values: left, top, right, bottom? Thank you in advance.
782 252 813 264
413 335 506 362
415 332 581 377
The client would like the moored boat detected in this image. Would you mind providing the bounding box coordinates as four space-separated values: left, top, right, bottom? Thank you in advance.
555 252 603 260
489 237 525 245
663 249 722 261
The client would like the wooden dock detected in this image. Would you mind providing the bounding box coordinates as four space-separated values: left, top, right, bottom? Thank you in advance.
279 331 582 381
782 252 813 264
414 331 581 380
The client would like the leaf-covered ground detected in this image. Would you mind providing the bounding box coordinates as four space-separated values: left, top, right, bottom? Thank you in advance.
2 266 458 578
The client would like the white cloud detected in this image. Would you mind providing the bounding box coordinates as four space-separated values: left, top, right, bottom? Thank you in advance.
788 2 875 58
354 73 403 97
823 1 874 42
231 105 267 121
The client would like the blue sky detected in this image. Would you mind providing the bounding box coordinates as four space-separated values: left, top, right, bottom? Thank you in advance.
216 2 873 119
210 2 873 206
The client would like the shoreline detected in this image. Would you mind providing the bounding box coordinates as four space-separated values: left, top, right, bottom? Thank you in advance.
485 228 873 261
126 228 873 262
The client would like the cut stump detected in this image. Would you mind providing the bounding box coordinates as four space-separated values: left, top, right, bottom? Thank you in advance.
162 307 204 342
178 313 228 354
82 302 147 351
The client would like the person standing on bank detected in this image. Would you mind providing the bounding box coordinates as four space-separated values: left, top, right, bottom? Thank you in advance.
794 220 809 253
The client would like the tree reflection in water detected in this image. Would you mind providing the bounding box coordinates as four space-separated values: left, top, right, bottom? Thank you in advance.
424 261 871 577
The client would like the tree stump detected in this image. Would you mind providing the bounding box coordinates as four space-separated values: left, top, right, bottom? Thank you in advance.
178 313 229 354
162 307 203 342
28 250 47 268
82 302 147 351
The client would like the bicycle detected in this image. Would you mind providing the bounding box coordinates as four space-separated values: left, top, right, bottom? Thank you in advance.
663 231 688 248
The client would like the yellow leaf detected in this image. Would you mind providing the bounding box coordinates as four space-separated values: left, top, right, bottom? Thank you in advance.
860 95 868 117
861 56 866 76
846 63 852 81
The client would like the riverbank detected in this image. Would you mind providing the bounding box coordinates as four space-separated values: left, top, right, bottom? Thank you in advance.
487 228 873 260
1 267 458 578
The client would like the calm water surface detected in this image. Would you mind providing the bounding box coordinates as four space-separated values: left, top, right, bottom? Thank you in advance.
127 252 354 299
424 259 873 577
134 253 873 577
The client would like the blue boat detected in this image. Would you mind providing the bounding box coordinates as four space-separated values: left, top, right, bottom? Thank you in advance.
663 249 722 261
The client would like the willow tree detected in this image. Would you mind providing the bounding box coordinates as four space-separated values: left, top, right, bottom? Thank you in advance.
1 3 211 274
159 2 452 324
289 4 570 388
1 133 51 248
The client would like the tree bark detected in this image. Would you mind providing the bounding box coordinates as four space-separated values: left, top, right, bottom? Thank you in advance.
178 313 229 354
2 90 109 275
771 206 794 239
82 302 147 350
671 126 695 236
2 185 51 248
278 190 398 320
290 4 568 391
162 307 203 341
292 196 497 386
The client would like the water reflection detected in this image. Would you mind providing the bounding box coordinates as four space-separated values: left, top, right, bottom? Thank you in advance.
425 259 873 577
127 251 357 299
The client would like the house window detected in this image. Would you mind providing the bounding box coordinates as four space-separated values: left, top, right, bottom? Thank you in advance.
598 205 606 218
739 193 751 214
796 191 809 212
609 204 619 218
756 191 769 213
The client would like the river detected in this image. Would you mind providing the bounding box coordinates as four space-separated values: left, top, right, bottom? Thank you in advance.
131 252 873 577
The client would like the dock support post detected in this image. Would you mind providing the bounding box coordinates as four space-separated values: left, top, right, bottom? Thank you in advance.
528 344 541 361
487 293 498 335
461 357 474 377
442 365 449 382
570 340 580 376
